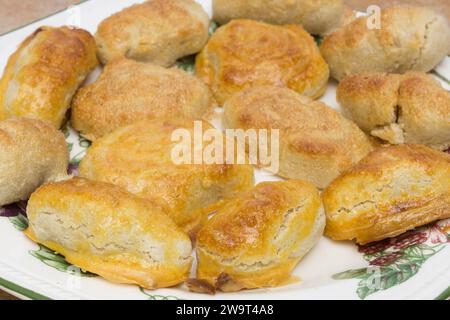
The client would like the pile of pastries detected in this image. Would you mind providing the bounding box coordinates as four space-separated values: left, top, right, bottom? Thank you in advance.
0 0 449 293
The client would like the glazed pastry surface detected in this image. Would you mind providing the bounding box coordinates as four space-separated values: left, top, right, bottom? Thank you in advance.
26 177 193 289
0 26 98 128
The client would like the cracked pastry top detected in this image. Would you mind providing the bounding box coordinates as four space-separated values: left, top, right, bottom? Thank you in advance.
194 180 325 292
212 0 345 36
0 26 98 128
323 144 450 245
95 0 210 66
25 177 193 289
0 117 69 207
195 19 329 105
223 86 374 189
320 6 450 80
79 119 255 235
71 58 216 141
337 72 450 151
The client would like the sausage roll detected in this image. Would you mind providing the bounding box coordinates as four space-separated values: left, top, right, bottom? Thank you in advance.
0 118 69 206
0 26 98 128
321 6 450 80
196 19 329 105
337 72 450 151
95 0 210 66
79 119 254 235
195 180 325 292
223 86 374 188
71 58 216 141
25 178 192 289
213 0 345 36
323 144 450 244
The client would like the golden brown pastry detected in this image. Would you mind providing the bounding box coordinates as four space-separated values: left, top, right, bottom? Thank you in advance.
337 72 450 151
196 19 329 105
95 0 210 66
212 0 345 35
195 180 325 292
0 26 98 128
25 177 192 289
323 144 450 244
321 6 450 80
223 86 374 188
71 58 216 141
79 119 254 235
0 118 69 206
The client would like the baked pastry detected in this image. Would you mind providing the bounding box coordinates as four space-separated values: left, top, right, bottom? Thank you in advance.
212 0 345 36
337 72 450 151
321 6 450 80
0 118 69 206
195 180 325 292
25 177 192 289
71 58 216 141
223 86 374 188
323 144 450 244
79 119 254 235
196 19 329 105
0 26 98 128
95 0 209 66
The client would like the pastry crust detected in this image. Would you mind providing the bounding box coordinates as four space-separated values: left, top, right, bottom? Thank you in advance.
0 118 69 206
79 119 254 235
196 19 329 105
25 177 192 289
95 0 209 66
337 72 450 150
196 180 325 291
323 144 450 244
0 26 98 128
71 58 216 141
223 86 374 188
321 6 450 80
212 0 345 36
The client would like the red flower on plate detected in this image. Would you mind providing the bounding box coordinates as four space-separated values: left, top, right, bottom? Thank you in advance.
369 252 404 266
393 232 428 249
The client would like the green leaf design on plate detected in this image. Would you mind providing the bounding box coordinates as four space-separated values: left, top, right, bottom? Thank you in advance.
9 214 29 231
332 268 367 280
140 287 182 300
29 245 97 277
209 21 218 35
176 55 196 74
314 35 323 46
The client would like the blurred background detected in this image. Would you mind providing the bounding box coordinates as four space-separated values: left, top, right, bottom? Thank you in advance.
0 0 449 34
0 0 448 300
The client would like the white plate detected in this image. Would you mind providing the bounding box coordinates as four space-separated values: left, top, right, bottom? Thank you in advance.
0 0 449 300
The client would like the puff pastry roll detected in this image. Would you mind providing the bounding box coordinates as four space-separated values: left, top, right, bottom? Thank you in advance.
323 144 450 244
25 178 193 289
337 72 450 151
79 119 254 235
95 0 210 66
0 26 98 128
223 86 374 188
0 118 69 206
321 6 450 80
213 0 345 35
195 180 325 292
196 19 329 105
71 58 216 141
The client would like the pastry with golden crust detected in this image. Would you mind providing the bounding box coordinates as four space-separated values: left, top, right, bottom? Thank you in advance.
95 0 209 66
71 58 216 141
223 86 374 188
195 180 325 292
25 177 193 289
79 119 254 235
321 6 450 80
337 72 450 151
196 19 329 105
323 144 450 244
0 26 98 128
213 0 345 35
0 118 69 206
